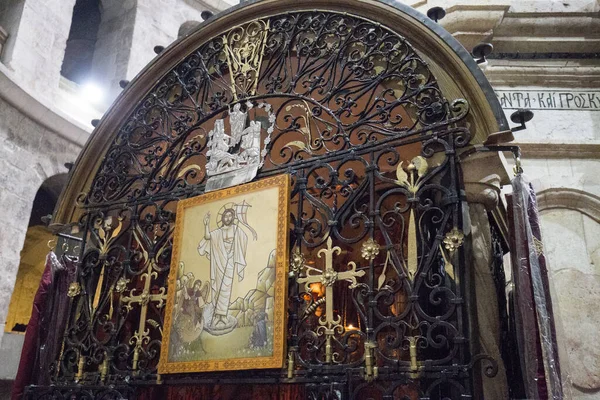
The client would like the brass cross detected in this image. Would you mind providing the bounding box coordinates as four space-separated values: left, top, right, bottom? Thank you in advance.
297 236 365 363
121 269 167 372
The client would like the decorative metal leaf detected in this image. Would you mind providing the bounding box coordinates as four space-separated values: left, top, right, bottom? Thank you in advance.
176 164 201 179
299 126 311 137
439 244 454 280
377 251 391 290
286 140 308 150
412 156 428 178
98 226 106 241
395 161 409 187
133 228 149 265
111 220 123 240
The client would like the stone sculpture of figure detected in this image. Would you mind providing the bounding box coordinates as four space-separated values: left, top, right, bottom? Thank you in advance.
197 206 256 333
239 120 261 166
206 119 235 174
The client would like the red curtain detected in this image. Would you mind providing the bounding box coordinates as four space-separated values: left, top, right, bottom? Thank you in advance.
11 254 55 400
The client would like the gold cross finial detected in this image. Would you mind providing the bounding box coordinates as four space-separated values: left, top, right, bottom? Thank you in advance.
121 270 167 373
297 236 365 363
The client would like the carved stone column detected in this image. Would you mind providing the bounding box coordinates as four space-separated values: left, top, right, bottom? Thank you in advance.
462 152 510 399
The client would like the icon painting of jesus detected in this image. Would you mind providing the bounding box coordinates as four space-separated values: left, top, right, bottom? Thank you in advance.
159 175 290 374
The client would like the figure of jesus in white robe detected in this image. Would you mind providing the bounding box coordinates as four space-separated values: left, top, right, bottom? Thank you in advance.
197 209 248 328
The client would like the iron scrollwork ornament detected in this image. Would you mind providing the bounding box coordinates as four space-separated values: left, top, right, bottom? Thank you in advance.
39 9 489 400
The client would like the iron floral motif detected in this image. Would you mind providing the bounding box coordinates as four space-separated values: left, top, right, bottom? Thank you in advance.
395 156 429 193
320 269 339 287
67 282 81 298
115 277 129 293
361 238 380 261
443 227 465 253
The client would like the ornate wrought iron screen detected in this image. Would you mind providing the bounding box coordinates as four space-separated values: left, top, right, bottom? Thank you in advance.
30 10 491 399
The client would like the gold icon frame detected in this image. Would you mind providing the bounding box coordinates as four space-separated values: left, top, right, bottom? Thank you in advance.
159 175 290 374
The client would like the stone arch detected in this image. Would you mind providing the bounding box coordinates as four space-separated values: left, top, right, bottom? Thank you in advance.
4 173 69 333
537 187 600 223
29 174 70 228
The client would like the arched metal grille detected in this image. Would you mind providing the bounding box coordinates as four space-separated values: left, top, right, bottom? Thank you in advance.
33 11 493 400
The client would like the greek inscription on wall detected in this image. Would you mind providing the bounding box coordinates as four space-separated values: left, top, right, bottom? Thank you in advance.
496 90 600 111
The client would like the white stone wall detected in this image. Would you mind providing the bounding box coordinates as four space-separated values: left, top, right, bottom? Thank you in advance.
1 0 233 117
91 0 138 103
126 0 207 83
0 96 79 338
494 87 600 145
404 0 600 53
540 209 600 398
0 0 26 64
526 158 600 399
93 0 232 104
496 85 600 398
1 0 77 103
